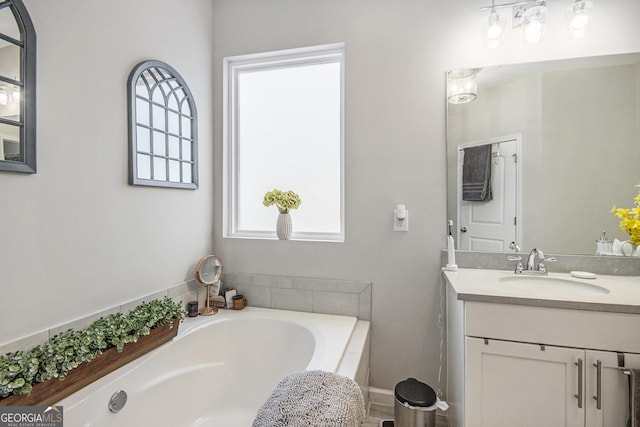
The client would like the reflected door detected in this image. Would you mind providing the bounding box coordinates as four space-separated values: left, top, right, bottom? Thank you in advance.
457 137 519 251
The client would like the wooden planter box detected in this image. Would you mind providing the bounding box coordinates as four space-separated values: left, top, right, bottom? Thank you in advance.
0 318 180 407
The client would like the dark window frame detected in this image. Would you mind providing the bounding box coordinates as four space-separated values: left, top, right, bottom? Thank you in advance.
0 0 36 174
127 60 198 189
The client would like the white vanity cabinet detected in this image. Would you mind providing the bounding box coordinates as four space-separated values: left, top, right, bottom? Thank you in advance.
447 281 640 427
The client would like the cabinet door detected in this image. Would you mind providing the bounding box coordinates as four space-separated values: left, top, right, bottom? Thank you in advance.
466 337 584 427
585 351 640 427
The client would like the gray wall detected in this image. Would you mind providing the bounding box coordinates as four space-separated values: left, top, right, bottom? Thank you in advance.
211 0 640 391
1 0 640 395
0 0 214 344
541 65 640 252
212 0 449 391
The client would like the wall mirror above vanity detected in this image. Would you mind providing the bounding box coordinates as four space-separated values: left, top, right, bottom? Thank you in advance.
446 52 640 256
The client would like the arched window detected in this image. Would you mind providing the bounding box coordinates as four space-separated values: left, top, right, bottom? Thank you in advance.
0 0 36 173
128 61 198 189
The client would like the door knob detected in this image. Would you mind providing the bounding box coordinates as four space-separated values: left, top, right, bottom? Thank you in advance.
460 227 468 233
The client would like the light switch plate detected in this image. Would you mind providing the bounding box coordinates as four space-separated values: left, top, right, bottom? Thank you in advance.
393 210 409 232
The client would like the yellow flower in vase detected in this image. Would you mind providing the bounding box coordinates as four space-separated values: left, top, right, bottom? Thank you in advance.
263 189 301 240
263 189 301 214
611 185 640 246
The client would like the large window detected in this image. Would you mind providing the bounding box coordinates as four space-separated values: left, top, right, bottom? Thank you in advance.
223 44 345 241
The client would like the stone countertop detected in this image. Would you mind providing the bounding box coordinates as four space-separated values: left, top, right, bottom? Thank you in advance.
444 268 640 314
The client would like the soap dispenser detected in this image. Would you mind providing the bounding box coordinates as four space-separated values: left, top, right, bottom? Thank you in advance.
595 231 612 255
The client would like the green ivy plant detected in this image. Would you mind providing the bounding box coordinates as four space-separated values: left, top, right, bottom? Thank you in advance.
0 297 186 398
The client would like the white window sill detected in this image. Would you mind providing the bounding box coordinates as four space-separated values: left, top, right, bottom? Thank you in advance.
224 231 344 243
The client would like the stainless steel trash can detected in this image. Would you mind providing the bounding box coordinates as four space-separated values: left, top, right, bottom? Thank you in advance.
394 378 437 427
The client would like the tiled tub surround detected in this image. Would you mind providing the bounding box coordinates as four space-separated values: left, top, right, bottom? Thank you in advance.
221 272 372 321
1 274 372 355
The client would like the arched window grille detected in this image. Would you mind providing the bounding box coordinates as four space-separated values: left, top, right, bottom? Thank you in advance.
128 61 198 189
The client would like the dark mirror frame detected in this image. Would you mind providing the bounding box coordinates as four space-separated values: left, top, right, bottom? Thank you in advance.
127 60 198 190
0 0 36 174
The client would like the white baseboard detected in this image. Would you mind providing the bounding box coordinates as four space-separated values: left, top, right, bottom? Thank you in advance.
368 386 394 406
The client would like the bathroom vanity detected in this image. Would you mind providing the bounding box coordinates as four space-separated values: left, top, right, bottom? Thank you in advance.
445 268 640 427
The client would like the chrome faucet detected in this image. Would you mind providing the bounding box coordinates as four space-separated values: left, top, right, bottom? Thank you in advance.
527 248 547 273
507 248 556 275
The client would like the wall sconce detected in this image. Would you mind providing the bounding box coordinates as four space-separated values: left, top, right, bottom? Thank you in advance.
447 69 480 104
481 0 593 47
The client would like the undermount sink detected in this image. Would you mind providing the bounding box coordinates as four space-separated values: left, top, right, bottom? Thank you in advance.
499 275 610 295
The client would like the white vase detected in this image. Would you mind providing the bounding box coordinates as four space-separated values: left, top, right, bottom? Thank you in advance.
276 213 292 240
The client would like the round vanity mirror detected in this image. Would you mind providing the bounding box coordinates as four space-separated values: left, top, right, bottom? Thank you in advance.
195 255 222 285
194 255 223 316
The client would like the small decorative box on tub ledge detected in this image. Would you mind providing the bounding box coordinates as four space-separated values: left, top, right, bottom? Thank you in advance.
0 298 185 407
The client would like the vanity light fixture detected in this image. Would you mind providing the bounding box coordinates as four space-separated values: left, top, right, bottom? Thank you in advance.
480 0 593 46
447 69 479 104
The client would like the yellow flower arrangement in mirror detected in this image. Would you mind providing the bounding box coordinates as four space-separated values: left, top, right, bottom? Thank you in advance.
611 185 640 246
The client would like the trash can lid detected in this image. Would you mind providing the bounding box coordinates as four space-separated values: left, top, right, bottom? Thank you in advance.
394 378 437 408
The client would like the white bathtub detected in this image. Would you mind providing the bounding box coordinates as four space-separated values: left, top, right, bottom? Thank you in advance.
57 307 370 427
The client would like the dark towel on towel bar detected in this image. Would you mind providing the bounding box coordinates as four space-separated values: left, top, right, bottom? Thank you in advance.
462 144 492 201
628 369 640 427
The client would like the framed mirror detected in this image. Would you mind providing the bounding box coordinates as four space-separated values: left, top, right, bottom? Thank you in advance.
0 0 36 174
127 60 198 189
446 53 640 256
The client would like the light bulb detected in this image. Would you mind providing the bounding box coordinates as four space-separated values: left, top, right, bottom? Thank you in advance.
522 5 547 44
568 0 592 39
487 10 505 48
571 11 589 29
524 20 543 43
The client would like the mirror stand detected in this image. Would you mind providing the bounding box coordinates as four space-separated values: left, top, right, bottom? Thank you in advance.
199 282 217 316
